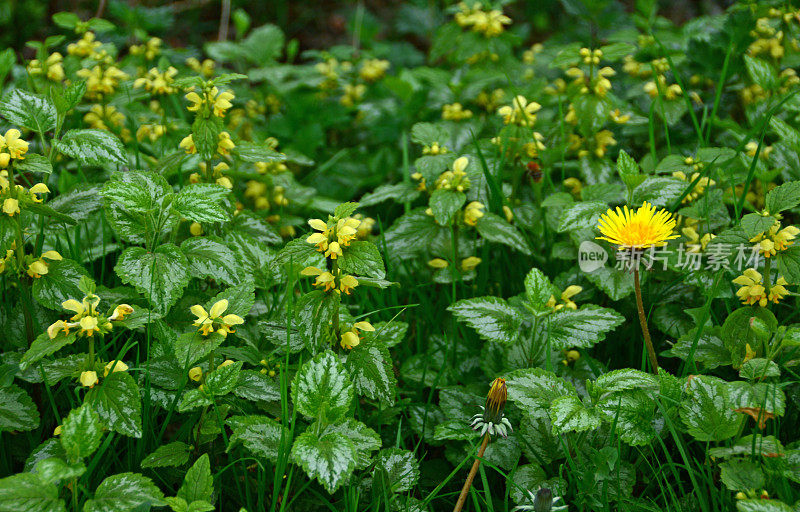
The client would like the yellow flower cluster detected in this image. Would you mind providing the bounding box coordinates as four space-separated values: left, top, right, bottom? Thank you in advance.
579 47 602 65
569 130 616 158
749 220 799 258
134 66 178 95
47 293 133 339
136 124 167 144
185 87 235 118
77 64 129 100
186 57 216 77
0 129 29 167
359 59 390 82
67 31 102 57
83 104 125 131
454 2 511 37
644 76 682 100
497 95 540 126
476 88 505 112
244 180 288 210
434 156 470 191
25 250 61 278
190 299 244 337
565 66 616 97
422 142 448 156
733 268 789 307
340 84 366 107
340 321 375 349
179 131 235 157
672 169 715 203
682 226 714 253
301 215 362 296
442 103 473 121
546 285 582 311
28 53 65 82
129 37 162 60
463 201 484 226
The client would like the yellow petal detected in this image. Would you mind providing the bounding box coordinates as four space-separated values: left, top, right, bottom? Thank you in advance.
209 299 229 318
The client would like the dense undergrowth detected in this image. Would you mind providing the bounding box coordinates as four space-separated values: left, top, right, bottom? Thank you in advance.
1 1 800 511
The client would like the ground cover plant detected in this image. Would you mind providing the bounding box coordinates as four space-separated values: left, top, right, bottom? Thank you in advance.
1 0 800 510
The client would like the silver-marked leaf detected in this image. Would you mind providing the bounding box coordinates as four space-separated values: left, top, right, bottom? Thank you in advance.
56 129 127 166
291 429 357 494
293 351 353 423
448 296 522 344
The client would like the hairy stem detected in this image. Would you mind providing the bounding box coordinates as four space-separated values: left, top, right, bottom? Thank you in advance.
453 433 490 512
634 269 659 375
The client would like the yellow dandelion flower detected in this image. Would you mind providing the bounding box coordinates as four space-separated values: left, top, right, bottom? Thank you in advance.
596 201 679 249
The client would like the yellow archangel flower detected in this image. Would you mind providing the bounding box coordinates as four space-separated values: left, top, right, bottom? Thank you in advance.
190 299 245 337
80 370 99 388
497 95 541 127
340 321 375 349
104 360 129 376
546 285 582 311
596 202 679 250
0 129 30 159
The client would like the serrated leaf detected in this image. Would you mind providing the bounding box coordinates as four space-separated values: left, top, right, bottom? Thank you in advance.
14 153 53 174
0 89 57 133
680 375 741 442
744 55 777 90
181 237 242 286
373 448 419 493
177 454 213 504
20 332 78 371
204 361 242 396
765 181 800 214
114 244 190 315
345 340 396 404
60 404 102 461
205 280 254 318
83 473 165 512
557 201 607 232
549 395 602 434
448 296 522 344
596 389 656 445
719 459 764 491
334 201 359 219
35 458 86 486
141 442 192 469
546 305 624 350
173 184 230 223
475 212 530 254
232 141 286 163
56 129 126 166
592 369 659 397
291 429 357 494
0 384 40 432
293 351 353 423
429 189 465 225
85 372 142 438
337 240 385 279
228 415 287 462
173 333 225 370
322 419 381 469
233 371 281 402
0 473 64 512
191 116 222 161
32 258 90 310
524 267 552 308
507 368 575 409
583 265 635 301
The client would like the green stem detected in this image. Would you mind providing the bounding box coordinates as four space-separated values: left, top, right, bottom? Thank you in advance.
634 269 659 375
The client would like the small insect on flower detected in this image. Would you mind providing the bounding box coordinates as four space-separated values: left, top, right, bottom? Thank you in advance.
470 377 513 437
596 201 679 250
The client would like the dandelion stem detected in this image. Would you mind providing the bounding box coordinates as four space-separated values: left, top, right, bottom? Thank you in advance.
633 269 659 374
453 433 490 512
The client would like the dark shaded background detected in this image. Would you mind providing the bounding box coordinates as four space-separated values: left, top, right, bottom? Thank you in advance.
0 0 733 56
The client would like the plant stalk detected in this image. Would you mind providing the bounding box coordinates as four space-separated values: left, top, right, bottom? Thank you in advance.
453 433 490 512
634 268 659 375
